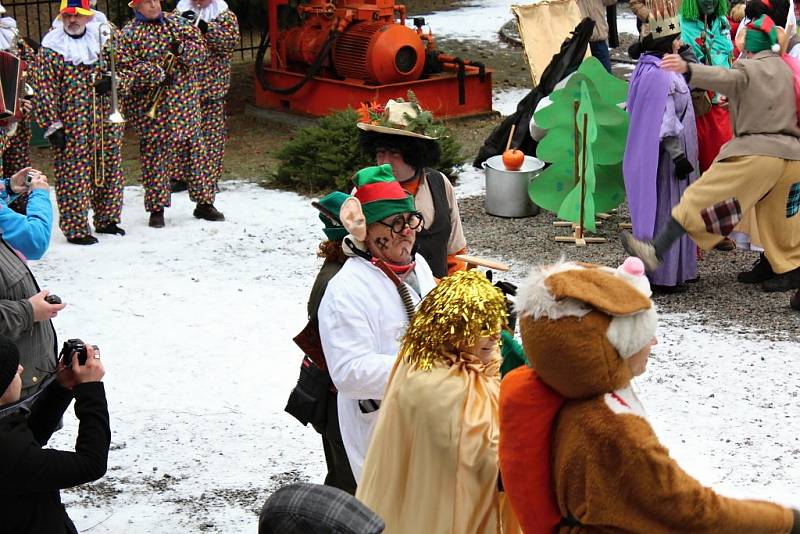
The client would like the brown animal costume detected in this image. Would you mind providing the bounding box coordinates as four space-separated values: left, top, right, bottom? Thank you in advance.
499 259 799 533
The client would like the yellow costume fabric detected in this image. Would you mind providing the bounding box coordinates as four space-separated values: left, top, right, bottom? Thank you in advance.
357 350 520 534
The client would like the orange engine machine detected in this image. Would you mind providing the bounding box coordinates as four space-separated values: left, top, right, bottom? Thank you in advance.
255 0 493 119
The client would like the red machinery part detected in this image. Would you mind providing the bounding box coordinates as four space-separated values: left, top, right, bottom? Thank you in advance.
283 25 333 67
333 22 425 84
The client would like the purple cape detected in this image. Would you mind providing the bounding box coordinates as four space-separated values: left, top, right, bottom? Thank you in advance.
623 55 699 286
624 55 699 235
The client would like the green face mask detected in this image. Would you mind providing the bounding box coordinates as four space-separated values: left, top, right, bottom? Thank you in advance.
699 0 718 15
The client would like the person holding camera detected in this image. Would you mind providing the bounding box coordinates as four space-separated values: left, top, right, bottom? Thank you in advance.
0 209 65 400
0 335 109 534
0 167 53 261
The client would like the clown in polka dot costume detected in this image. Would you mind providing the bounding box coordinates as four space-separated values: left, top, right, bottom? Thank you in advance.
31 0 126 244
172 0 238 188
117 0 224 227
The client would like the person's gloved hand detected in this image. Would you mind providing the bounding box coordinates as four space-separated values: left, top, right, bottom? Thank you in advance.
94 73 112 95
494 280 518 297
46 127 67 150
181 10 208 33
673 154 693 180
169 39 183 57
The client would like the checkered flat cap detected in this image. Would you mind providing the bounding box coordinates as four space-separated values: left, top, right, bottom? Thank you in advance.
259 483 385 534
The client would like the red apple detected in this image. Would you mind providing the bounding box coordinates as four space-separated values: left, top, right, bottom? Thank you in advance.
502 149 525 171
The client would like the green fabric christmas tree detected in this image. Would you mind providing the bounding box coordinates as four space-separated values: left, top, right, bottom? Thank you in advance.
529 57 628 233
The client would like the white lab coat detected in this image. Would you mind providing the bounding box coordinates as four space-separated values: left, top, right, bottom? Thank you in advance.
318 255 436 482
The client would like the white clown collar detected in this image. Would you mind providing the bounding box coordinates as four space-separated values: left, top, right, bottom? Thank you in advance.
41 19 108 66
176 0 228 22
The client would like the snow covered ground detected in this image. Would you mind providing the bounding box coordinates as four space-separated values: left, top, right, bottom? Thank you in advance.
33 178 799 533
420 0 640 41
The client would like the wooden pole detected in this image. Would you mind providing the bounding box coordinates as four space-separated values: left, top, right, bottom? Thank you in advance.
577 112 588 243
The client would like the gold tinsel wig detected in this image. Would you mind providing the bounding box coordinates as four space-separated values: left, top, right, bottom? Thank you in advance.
399 270 508 370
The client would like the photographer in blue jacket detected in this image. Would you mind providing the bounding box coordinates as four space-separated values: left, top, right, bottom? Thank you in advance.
0 166 53 260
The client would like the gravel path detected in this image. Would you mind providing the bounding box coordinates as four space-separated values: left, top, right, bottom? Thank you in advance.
458 196 800 341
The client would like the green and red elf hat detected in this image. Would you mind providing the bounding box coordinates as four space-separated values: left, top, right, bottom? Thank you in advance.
744 14 781 53
59 0 94 16
353 164 415 225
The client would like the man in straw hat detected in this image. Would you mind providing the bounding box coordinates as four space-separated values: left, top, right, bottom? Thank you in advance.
168 0 238 194
31 0 126 244
357 95 467 279
318 164 437 485
622 14 800 297
116 0 224 228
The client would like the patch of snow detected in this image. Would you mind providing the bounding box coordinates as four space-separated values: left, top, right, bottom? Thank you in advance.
33 181 800 532
618 10 640 36
454 164 486 198
416 0 641 43
493 87 531 116
413 0 516 41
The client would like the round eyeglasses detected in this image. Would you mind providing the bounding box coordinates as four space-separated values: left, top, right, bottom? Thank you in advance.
377 212 425 234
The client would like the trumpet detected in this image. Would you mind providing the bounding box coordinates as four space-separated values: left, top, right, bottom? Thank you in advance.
145 51 176 119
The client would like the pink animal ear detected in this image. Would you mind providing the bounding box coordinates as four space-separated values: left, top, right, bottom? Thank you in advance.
340 197 367 242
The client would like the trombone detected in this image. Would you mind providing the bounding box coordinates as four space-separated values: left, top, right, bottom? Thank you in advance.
92 22 125 188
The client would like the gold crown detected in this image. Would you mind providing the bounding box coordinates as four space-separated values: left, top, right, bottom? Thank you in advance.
647 0 681 36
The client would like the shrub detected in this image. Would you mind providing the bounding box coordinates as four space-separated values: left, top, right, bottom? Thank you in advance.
275 108 464 194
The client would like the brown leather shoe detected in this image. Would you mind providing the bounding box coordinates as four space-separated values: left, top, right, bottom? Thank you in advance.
791 290 800 311
149 210 165 228
193 203 225 221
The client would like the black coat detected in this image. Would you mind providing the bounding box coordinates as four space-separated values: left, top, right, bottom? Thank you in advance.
0 382 111 534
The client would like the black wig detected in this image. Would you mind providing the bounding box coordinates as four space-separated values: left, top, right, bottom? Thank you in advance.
358 130 442 170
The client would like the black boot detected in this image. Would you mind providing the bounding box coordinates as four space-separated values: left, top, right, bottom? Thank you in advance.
67 235 99 245
149 210 165 228
170 179 188 193
95 222 126 236
736 253 775 284
193 203 225 221
761 267 800 292
791 290 800 311
714 237 736 251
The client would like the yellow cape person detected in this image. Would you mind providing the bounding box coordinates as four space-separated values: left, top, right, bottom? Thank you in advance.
357 271 521 534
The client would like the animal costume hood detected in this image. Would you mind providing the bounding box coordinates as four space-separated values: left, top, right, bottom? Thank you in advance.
499 259 797 533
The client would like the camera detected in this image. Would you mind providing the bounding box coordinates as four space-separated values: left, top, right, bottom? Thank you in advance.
25 172 34 186
45 294 61 305
59 339 90 368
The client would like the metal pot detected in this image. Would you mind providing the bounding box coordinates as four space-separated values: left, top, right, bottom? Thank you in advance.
481 155 544 218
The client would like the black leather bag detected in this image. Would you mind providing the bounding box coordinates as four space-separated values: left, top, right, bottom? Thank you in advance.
285 356 331 427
